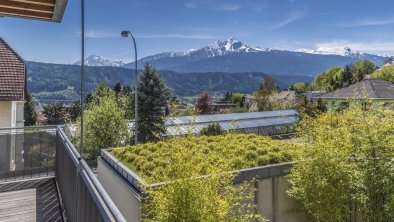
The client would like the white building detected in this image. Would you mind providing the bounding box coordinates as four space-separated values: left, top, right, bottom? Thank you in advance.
0 38 25 128
0 38 25 172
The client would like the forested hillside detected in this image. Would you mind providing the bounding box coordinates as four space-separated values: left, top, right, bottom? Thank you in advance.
27 61 312 101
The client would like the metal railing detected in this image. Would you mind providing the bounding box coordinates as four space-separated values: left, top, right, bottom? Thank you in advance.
0 126 57 182
56 127 126 222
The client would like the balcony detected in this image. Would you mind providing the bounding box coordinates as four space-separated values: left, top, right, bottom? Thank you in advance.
0 126 126 222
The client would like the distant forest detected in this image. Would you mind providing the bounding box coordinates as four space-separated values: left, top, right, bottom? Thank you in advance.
27 61 313 101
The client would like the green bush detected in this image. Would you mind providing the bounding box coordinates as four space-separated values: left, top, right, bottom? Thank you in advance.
199 123 226 136
83 94 130 160
371 65 394 83
288 110 394 221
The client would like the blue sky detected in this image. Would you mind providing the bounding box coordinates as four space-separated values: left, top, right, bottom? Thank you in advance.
1 0 394 64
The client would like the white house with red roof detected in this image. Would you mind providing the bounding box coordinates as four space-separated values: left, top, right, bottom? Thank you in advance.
0 38 25 128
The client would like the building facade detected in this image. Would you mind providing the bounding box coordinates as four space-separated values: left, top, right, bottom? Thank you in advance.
0 38 25 128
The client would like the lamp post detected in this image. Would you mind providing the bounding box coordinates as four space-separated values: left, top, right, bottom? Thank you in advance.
121 31 138 144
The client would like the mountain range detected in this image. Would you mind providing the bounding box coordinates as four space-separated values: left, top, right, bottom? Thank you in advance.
27 61 312 102
75 37 387 76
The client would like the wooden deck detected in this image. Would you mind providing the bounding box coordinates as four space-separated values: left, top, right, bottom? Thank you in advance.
0 179 63 222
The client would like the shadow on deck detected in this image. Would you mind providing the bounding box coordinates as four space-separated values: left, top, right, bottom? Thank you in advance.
0 177 63 222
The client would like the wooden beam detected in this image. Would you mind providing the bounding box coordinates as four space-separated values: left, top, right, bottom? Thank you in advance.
0 0 54 13
9 0 55 7
0 6 52 20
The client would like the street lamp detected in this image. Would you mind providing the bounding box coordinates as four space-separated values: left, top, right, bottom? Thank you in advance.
121 31 139 144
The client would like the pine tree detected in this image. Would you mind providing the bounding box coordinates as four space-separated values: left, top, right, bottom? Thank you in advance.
113 82 122 95
137 64 171 143
24 89 37 126
67 100 81 122
43 102 68 125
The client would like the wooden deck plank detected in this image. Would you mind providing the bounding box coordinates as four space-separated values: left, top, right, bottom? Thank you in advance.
0 179 62 222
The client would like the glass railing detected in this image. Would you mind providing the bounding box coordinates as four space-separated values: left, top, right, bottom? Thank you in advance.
0 126 57 182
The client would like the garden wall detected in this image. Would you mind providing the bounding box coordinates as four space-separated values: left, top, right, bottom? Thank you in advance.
98 150 305 222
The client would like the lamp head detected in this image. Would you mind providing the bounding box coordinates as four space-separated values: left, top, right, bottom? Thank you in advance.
121 31 129 37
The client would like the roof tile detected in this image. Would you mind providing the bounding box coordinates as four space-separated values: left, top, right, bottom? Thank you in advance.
0 38 25 101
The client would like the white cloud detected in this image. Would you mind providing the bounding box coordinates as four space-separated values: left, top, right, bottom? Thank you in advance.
340 17 394 27
184 0 241 11
271 11 305 29
84 30 118 38
315 40 394 54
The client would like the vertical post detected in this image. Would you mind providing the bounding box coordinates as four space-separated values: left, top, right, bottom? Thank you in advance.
77 0 85 221
132 35 138 145
80 0 85 158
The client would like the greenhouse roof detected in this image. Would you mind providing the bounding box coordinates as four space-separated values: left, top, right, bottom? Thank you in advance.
165 110 298 136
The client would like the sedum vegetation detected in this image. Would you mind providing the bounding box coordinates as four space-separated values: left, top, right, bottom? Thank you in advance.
111 133 299 222
111 134 299 183
288 110 394 222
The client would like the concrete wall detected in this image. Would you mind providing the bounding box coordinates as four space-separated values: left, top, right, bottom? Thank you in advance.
97 157 142 222
257 176 305 221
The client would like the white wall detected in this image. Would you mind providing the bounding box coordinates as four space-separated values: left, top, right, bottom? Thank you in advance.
0 101 12 128
97 158 143 222
16 101 24 128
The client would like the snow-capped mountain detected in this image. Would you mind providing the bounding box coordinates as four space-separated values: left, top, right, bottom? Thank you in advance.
127 37 273 69
296 47 363 58
194 36 265 58
73 55 126 67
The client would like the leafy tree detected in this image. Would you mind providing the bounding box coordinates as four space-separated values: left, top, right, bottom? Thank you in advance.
371 65 394 83
199 123 225 136
256 76 277 97
195 91 213 114
87 83 115 108
24 89 37 126
83 91 129 160
351 60 376 82
312 67 344 91
67 101 81 122
231 92 243 105
116 84 134 120
292 82 307 93
43 102 68 125
288 110 394 221
138 64 171 143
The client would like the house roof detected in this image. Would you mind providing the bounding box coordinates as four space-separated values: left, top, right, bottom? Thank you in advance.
0 38 25 101
0 0 68 23
319 79 394 100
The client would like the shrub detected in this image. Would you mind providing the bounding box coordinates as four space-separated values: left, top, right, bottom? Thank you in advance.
199 123 226 136
83 95 130 160
288 110 394 221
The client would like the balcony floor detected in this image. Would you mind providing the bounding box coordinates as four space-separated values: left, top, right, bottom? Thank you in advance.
0 179 63 222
